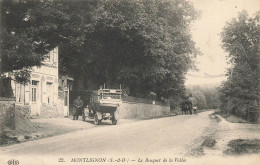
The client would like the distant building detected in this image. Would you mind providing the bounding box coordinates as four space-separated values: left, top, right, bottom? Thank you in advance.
7 47 72 118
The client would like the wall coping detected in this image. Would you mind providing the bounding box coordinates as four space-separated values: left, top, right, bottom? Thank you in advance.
122 96 169 106
122 101 170 107
0 97 16 101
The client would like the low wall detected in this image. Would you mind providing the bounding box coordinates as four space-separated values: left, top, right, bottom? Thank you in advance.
40 99 64 118
122 96 168 106
15 104 31 119
14 100 64 118
116 101 170 119
0 97 15 136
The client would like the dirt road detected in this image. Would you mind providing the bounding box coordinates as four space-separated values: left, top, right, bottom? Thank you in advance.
1 111 259 165
0 111 211 156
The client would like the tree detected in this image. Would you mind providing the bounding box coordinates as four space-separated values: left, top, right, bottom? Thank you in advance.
1 0 200 101
219 11 260 118
203 87 220 109
0 0 84 96
188 85 220 109
59 0 200 100
192 90 207 110
0 0 82 80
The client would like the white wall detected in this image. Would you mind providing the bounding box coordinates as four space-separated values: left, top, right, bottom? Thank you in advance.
116 102 170 119
13 47 60 116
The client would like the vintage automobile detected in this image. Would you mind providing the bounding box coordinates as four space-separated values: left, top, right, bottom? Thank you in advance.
82 88 122 125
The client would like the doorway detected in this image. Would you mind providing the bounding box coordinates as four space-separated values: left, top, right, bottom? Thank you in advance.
31 80 40 115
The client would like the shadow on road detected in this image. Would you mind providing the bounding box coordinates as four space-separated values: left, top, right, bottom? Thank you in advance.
82 119 115 125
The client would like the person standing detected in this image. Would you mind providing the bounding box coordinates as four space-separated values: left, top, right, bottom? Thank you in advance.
181 99 187 115
181 96 189 115
187 98 193 115
73 96 83 120
186 94 193 115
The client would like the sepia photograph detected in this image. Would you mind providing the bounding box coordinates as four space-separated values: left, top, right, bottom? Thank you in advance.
0 0 260 165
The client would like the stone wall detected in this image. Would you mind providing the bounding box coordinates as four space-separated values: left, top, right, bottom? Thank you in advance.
11 100 64 119
40 99 64 118
15 104 31 119
116 101 170 119
0 97 15 136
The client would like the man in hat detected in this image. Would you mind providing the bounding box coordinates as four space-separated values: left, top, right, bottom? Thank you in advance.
73 96 83 120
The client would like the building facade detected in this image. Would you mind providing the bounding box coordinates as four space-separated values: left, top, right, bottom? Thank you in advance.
10 47 71 118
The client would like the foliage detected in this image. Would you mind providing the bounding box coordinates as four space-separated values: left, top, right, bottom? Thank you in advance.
59 0 200 99
219 11 260 117
13 69 31 84
203 87 220 109
187 85 220 110
0 0 81 79
1 0 60 70
1 0 199 100
191 90 207 110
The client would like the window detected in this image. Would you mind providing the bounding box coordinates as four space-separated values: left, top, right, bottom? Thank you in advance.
46 82 53 104
32 80 38 86
31 81 39 102
32 88 37 102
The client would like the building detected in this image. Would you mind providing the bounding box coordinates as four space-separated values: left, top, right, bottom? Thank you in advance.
8 47 72 118
58 75 73 117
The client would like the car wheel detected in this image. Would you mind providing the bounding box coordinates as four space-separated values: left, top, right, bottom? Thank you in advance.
112 119 117 125
94 114 100 125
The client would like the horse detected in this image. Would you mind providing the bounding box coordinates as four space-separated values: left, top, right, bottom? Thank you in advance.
181 99 192 115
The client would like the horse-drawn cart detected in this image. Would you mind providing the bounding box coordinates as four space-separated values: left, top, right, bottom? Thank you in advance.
82 88 122 125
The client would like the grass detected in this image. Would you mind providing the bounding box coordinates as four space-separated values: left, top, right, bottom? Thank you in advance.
0 134 20 145
225 115 247 123
189 147 204 157
189 137 216 157
213 110 247 123
224 139 260 155
202 137 216 148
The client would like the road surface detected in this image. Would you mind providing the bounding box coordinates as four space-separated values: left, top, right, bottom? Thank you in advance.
0 111 212 157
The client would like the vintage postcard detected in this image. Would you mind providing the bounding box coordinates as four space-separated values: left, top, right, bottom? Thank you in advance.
0 0 259 165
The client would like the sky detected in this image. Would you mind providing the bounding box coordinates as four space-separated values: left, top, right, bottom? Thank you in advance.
185 0 260 87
